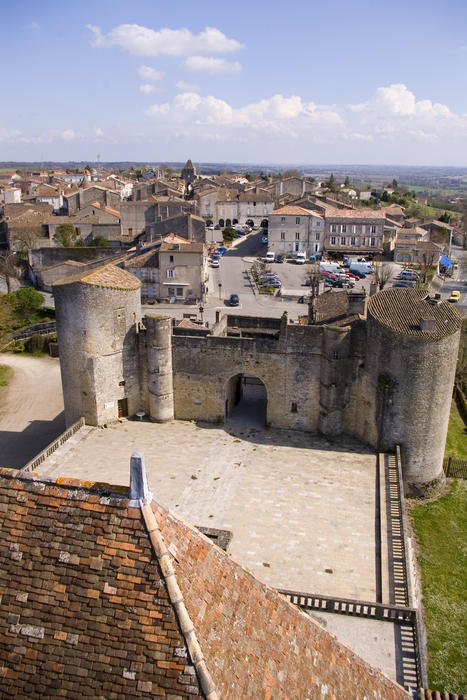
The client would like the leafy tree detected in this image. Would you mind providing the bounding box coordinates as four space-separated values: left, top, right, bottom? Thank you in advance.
283 169 301 178
244 172 253 182
380 191 390 203
222 226 236 243
91 235 111 247
344 176 350 187
392 179 398 189
54 224 77 248
439 211 452 224
9 287 44 322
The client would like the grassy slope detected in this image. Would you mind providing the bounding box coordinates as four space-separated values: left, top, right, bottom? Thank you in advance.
0 365 12 386
445 401 467 458
409 480 467 693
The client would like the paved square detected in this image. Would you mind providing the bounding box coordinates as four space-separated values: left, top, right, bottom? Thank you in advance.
43 419 380 600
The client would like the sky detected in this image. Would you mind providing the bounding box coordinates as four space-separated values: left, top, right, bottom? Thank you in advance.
2 0 467 166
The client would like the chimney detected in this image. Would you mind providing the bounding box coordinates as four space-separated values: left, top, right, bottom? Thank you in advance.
347 291 367 317
419 318 436 332
129 452 153 507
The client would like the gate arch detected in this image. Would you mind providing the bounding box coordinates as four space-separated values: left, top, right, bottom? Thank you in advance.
224 373 268 426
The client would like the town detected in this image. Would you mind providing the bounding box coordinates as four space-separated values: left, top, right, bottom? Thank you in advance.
0 158 466 699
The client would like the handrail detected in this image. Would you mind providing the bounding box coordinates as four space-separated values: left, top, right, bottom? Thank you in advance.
20 417 85 473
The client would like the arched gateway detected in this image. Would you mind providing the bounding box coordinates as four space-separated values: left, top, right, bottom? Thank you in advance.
225 373 267 426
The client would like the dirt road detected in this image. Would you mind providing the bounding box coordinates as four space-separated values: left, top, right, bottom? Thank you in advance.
0 353 65 468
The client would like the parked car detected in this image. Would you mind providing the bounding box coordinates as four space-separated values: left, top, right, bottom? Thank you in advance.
216 247 227 255
393 281 414 288
262 235 268 244
211 259 220 268
266 251 275 263
229 293 239 306
295 252 306 265
214 225 221 230
400 269 420 281
276 254 285 263
448 290 461 302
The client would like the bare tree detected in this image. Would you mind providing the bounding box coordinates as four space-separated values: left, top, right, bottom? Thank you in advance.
373 260 393 291
10 225 42 253
0 253 18 294
418 250 437 284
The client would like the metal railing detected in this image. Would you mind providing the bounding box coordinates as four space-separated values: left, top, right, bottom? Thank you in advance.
20 417 85 473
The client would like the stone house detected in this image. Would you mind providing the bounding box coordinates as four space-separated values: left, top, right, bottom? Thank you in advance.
267 176 317 202
393 226 428 263
63 186 121 215
197 187 274 227
145 212 206 244
324 208 386 257
120 199 195 239
268 205 324 257
1 187 22 204
125 234 207 302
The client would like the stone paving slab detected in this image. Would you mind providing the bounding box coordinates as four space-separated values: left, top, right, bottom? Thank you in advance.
42 418 381 601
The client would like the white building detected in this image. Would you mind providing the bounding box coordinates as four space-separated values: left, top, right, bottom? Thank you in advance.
268 205 324 257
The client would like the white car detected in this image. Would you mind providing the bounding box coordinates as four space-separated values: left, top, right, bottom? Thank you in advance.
211 259 220 268
266 251 275 263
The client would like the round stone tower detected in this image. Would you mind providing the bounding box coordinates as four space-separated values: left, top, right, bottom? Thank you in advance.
144 315 174 422
366 289 462 495
53 265 142 427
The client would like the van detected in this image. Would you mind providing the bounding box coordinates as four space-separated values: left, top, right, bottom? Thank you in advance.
296 252 306 265
400 269 419 281
320 262 344 274
266 251 275 263
343 255 367 267
350 262 374 275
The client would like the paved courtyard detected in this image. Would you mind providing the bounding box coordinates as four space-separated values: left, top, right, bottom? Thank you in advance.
42 417 380 601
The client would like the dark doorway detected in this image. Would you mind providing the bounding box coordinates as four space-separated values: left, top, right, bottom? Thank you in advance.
225 374 267 426
246 218 254 227
219 218 225 228
260 219 268 229
226 218 231 227
118 398 128 417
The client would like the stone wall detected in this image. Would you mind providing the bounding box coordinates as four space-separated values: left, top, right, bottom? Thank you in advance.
156 503 409 700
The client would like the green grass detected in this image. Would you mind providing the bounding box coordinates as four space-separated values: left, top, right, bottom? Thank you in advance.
409 480 467 693
445 400 467 459
0 365 12 387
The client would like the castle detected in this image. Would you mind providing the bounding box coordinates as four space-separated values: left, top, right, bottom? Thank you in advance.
53 265 462 496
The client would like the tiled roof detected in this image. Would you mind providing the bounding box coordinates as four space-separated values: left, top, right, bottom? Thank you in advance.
159 242 204 253
324 207 388 219
270 205 323 217
91 202 120 218
0 466 408 700
314 290 349 323
126 249 160 269
54 264 141 290
368 288 462 339
0 469 202 698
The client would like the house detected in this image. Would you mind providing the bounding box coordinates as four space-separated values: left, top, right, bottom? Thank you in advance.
393 226 428 263
197 187 274 228
63 186 121 215
268 205 324 257
125 234 207 303
0 461 408 699
267 176 317 202
324 208 387 257
34 184 63 211
1 187 22 204
144 212 206 244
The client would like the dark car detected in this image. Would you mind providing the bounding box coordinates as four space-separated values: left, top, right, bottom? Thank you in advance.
276 254 285 263
229 293 239 306
393 281 415 288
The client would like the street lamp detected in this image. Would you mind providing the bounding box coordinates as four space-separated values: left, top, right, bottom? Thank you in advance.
199 304 204 324
218 282 222 300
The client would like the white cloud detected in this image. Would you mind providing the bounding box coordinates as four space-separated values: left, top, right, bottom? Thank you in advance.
86 24 243 56
146 92 344 139
93 126 104 137
137 65 163 81
184 56 241 74
60 129 78 141
176 80 200 92
26 22 41 30
348 83 467 141
139 84 159 94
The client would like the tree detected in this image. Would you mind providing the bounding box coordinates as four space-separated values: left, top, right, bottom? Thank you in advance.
439 211 452 224
54 224 77 248
0 253 18 294
344 176 350 187
222 227 236 243
90 235 111 247
373 260 393 291
418 250 437 284
11 225 42 253
283 169 301 179
392 179 398 190
9 287 44 322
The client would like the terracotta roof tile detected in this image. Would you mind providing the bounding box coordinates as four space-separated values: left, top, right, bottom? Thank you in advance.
270 205 323 217
53 263 141 290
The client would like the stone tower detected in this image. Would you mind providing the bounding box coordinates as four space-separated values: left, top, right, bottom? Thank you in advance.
54 265 143 427
357 289 461 495
181 159 196 186
143 315 174 422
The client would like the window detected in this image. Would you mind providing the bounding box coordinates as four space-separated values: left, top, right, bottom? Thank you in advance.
263 207 267 214
206 200 210 206
167 269 175 278
340 237 346 245
291 402 298 413
352 225 356 233
314 243 319 252
371 237 376 247
331 224 337 233
351 236 356 245
342 224 347 233
280 232 285 240
176 287 184 297
371 225 376 234
296 217 300 225
220 208 224 216
315 232 320 240
331 236 336 245
168 287 175 297
169 255 174 263
128 227 133 237
332 351 339 360
295 232 300 240
281 216 286 224
362 225 366 234
316 220 320 226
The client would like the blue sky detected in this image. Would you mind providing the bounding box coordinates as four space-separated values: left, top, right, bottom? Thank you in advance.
2 0 467 165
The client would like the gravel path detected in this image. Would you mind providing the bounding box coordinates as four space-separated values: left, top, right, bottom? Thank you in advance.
0 353 65 468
